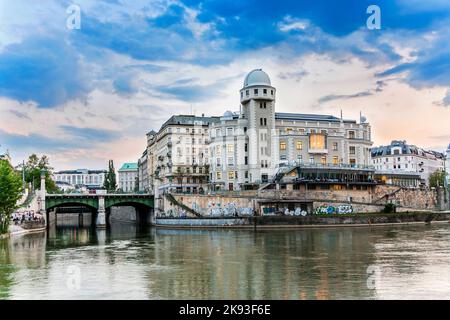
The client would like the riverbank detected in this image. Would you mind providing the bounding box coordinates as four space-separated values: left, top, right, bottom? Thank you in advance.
155 211 450 229
0 224 46 239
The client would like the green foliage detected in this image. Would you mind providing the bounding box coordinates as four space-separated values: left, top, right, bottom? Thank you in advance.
428 170 446 188
0 160 23 234
382 203 396 213
103 160 117 192
23 154 58 193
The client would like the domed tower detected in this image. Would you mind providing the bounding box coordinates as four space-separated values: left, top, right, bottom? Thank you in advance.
240 69 277 183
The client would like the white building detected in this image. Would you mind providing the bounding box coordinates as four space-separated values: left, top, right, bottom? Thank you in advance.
209 69 373 191
138 149 149 192
145 69 373 193
118 163 138 192
446 143 450 188
53 169 106 189
371 140 445 186
147 116 219 195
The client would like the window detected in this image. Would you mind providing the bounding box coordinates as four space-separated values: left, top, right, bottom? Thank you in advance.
296 141 303 150
349 146 356 155
245 171 249 179
349 159 356 165
309 156 314 164
228 171 235 180
348 131 355 139
333 142 338 151
280 141 286 150
299 128 305 135
271 90 274 95
263 88 267 94
264 118 267 126
333 156 339 165
228 157 234 166
216 172 222 179
321 157 326 164
227 128 233 136
394 149 400 155
246 90 249 96
297 155 303 163
321 130 327 135
227 144 234 153
245 156 248 165
216 145 221 156
309 134 326 150
216 128 221 137
254 89 258 95
245 143 248 152
280 155 287 160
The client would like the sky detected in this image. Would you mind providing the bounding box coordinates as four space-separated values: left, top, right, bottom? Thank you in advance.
1 0 450 170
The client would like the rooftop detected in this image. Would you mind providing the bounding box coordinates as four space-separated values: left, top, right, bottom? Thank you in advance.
275 112 356 123
243 69 271 88
119 163 138 171
160 115 221 131
55 169 107 174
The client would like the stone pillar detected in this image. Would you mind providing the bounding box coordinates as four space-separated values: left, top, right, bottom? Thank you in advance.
38 170 47 224
96 196 106 228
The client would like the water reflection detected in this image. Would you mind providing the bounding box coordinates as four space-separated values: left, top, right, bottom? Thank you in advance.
1 219 450 299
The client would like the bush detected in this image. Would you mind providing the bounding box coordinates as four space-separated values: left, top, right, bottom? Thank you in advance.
382 203 396 213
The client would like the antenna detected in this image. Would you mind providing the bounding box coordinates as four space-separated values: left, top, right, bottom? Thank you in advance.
340 109 343 120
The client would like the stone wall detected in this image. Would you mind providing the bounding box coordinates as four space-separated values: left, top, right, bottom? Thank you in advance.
372 185 441 210
161 184 444 217
110 206 137 222
163 194 255 217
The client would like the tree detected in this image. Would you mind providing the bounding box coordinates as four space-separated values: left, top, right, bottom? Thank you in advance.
0 160 23 234
23 154 58 193
103 160 117 192
429 170 446 188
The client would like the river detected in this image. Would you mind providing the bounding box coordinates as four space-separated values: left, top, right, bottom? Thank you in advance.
1 217 450 299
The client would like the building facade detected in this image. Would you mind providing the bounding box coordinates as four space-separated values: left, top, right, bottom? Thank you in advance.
147 115 220 195
208 69 373 191
446 143 450 188
138 149 149 192
145 69 373 193
53 169 106 190
371 140 445 186
118 163 138 192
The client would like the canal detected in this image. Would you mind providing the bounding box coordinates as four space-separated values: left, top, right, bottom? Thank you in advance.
1 216 450 299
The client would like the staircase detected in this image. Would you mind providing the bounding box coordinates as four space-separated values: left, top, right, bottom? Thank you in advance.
164 193 202 217
373 187 403 204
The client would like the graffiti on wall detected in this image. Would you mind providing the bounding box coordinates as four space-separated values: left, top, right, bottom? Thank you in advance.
207 201 253 217
283 208 308 216
314 204 353 215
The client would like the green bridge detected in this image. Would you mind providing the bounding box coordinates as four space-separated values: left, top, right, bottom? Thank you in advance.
45 193 154 228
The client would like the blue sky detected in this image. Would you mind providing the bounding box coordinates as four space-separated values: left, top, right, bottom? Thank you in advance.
1 0 450 169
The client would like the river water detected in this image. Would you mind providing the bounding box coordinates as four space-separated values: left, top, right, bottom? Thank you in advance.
1 218 450 300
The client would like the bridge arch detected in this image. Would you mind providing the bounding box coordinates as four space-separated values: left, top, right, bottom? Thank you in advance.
46 196 99 211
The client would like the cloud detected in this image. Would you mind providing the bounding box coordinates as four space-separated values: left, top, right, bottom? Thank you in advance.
318 90 372 103
60 125 121 143
0 36 91 108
